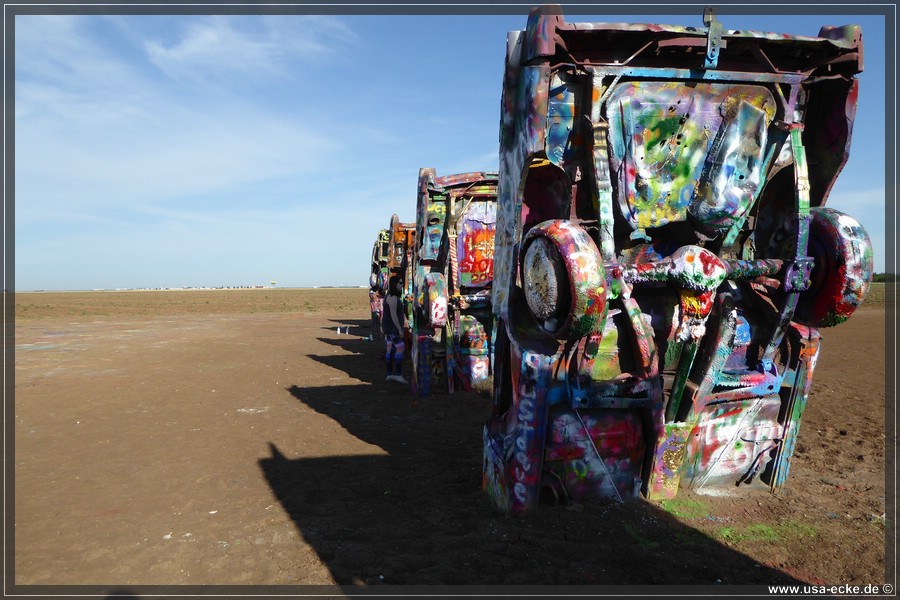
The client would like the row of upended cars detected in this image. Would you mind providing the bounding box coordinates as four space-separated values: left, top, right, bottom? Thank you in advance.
368 5 874 515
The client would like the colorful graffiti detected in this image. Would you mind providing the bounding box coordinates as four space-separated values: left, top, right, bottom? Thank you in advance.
458 209 496 288
369 228 391 326
484 6 873 516
385 214 416 321
410 169 499 397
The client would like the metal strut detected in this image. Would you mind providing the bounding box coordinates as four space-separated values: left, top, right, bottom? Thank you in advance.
704 6 723 70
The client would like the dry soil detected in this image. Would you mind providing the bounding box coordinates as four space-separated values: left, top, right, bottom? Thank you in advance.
10 286 891 595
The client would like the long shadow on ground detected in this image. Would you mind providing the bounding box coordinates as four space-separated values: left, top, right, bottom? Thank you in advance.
259 331 806 588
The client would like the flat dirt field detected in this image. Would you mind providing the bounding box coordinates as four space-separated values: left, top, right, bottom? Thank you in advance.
10 286 891 595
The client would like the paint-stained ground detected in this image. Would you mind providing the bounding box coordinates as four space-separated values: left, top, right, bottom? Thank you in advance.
11 287 890 593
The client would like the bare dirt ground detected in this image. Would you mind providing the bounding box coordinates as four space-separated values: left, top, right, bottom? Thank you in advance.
10 286 892 596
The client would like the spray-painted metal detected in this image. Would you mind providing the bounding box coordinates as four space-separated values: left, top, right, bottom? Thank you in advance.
483 5 873 515
369 228 391 328
411 169 500 397
370 228 391 291
386 214 417 316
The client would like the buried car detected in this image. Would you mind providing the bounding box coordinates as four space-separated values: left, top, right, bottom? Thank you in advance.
370 227 391 294
483 6 873 515
369 228 391 329
410 169 500 397
386 213 417 321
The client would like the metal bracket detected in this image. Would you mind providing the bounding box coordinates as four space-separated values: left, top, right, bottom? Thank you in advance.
783 257 814 292
703 6 723 69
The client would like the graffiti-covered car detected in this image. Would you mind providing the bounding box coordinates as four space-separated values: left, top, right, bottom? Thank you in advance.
411 169 499 397
369 228 391 331
387 214 416 327
483 6 873 515
370 228 391 291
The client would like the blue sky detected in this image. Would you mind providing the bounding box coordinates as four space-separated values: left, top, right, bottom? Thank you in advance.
11 7 891 290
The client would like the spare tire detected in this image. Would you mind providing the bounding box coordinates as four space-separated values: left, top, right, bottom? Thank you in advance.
795 207 873 327
519 220 608 339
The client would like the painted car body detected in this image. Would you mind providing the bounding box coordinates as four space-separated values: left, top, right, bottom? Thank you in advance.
370 228 390 291
483 6 873 515
369 228 391 326
410 169 500 397
386 214 417 309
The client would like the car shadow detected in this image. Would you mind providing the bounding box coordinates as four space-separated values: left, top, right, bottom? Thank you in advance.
324 318 378 337
259 323 808 589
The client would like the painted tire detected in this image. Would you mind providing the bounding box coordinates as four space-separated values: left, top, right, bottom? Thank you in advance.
520 220 608 339
795 207 873 327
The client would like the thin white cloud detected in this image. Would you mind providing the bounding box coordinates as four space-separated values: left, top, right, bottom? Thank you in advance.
15 106 340 221
15 15 354 223
15 17 149 123
461 149 501 173
143 15 356 84
14 12 888 290
16 16 109 83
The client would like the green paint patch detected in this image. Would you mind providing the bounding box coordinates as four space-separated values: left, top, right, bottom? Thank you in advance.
716 520 817 544
659 498 710 519
663 341 684 371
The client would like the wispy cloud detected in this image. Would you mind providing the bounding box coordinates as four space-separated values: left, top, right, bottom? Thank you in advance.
143 15 356 85
15 15 356 224
16 104 341 222
16 16 149 122
14 12 888 289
